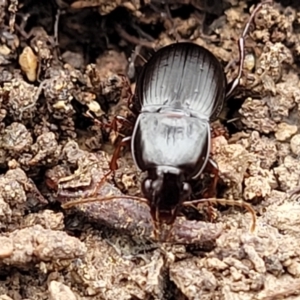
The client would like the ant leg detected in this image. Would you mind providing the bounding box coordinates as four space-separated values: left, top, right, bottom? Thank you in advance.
225 1 273 99
183 198 256 233
110 136 132 171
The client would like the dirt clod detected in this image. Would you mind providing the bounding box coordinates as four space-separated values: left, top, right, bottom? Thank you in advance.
1 0 300 299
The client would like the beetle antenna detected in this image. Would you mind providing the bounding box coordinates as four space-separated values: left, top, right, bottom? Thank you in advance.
183 198 256 233
226 0 273 98
61 195 148 209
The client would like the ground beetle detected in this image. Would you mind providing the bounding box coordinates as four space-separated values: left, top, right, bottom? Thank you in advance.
131 42 226 227
63 2 271 241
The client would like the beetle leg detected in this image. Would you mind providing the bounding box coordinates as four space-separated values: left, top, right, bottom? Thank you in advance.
128 45 142 80
84 110 105 126
164 4 181 42
84 110 133 139
183 198 256 233
119 74 134 109
89 170 113 198
119 74 141 116
110 136 132 171
201 158 219 198
211 122 229 139
225 1 273 99
115 24 154 49
200 158 219 221
84 75 135 133
110 115 134 133
57 170 113 200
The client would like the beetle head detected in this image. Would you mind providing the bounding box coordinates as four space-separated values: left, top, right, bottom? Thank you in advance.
142 167 191 231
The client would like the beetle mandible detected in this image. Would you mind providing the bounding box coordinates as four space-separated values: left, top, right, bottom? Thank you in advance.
63 1 271 240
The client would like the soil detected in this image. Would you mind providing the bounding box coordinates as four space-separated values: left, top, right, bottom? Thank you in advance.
1 0 300 299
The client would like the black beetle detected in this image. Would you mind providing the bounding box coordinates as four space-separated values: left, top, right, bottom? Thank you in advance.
131 42 226 227
62 2 271 240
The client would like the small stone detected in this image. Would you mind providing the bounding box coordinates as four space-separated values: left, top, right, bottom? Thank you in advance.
287 261 300 277
0 237 13 258
48 281 77 300
19 46 38 82
243 245 266 273
290 134 300 155
206 257 228 270
0 295 13 300
275 123 297 141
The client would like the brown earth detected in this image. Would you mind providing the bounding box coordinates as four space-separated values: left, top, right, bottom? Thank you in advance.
1 0 300 299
